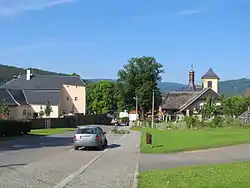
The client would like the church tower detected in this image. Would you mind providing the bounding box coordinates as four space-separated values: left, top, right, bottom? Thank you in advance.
201 68 220 93
186 65 196 91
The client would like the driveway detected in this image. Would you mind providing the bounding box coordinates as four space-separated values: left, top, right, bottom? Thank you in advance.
0 125 113 176
139 143 250 172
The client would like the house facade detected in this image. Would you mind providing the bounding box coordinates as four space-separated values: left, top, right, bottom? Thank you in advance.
0 70 86 120
160 67 220 120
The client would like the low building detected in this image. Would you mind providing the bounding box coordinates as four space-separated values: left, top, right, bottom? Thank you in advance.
160 67 221 120
0 70 86 120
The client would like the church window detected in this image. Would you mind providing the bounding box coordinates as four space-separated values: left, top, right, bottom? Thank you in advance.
207 81 212 88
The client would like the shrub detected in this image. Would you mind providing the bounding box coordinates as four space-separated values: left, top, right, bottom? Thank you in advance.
120 117 129 123
209 116 224 128
183 116 200 129
0 120 31 137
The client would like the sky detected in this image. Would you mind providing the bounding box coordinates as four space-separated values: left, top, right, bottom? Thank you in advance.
0 0 250 84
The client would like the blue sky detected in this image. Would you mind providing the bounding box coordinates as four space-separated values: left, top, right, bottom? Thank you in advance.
0 0 249 84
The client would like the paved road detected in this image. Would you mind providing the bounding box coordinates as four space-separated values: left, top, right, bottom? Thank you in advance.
139 143 250 172
0 125 113 176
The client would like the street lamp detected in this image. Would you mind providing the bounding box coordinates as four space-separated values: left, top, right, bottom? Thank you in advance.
133 96 138 121
151 90 155 128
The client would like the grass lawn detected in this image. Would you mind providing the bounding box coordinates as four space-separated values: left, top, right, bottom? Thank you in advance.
140 127 250 153
29 128 76 136
138 161 250 188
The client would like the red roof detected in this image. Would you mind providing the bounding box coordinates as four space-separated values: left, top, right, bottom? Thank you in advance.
129 109 136 114
246 88 250 97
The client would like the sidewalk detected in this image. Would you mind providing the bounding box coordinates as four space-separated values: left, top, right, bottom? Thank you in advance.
64 130 140 188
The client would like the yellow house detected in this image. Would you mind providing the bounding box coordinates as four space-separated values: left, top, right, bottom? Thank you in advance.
0 70 86 120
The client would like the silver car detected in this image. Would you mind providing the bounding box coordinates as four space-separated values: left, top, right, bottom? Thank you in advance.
73 126 108 150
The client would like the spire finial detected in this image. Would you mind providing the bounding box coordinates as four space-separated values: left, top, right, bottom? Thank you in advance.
191 64 194 71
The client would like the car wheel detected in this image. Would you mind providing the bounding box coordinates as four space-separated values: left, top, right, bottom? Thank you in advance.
74 146 79 150
103 139 108 148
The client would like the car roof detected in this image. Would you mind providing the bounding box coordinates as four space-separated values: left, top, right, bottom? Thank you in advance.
77 125 100 129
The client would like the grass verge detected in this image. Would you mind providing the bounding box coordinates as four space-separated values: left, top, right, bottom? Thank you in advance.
138 161 250 188
140 127 250 153
29 128 76 136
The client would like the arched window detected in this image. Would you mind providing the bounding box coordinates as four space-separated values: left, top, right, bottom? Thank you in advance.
207 81 212 88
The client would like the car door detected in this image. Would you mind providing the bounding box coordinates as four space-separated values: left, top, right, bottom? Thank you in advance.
97 127 105 143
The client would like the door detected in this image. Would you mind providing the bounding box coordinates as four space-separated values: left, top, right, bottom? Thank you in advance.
97 127 105 143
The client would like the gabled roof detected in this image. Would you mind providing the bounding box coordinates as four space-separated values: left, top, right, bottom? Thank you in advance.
161 88 220 111
179 88 220 111
161 90 203 110
0 88 20 106
201 68 220 79
22 90 60 105
0 75 86 90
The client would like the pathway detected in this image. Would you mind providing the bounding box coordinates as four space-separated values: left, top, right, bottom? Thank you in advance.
139 143 250 172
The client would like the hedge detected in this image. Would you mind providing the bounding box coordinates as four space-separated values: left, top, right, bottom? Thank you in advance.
0 119 31 137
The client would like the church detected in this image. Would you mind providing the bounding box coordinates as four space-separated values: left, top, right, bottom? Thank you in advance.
160 67 221 120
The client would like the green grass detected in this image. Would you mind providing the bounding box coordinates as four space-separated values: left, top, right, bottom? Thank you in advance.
140 127 250 153
29 128 76 136
138 161 250 188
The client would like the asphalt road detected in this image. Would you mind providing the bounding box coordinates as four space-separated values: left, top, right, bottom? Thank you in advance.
0 125 113 176
139 143 250 172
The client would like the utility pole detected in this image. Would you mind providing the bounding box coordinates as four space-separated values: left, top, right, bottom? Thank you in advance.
151 90 155 128
135 96 138 121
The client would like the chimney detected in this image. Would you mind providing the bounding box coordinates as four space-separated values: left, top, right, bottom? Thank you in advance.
186 65 196 91
26 69 31 80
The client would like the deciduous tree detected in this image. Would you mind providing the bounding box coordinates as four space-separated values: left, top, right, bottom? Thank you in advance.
117 56 164 117
86 80 126 114
44 100 53 117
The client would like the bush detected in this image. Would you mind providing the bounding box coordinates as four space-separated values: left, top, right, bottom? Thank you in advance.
183 116 200 129
0 120 31 137
209 116 224 128
120 117 129 123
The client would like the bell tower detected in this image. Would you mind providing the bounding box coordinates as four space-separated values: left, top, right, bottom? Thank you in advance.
201 68 220 93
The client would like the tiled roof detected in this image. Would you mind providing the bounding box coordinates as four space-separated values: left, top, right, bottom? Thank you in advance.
202 68 220 79
161 90 202 110
0 88 19 106
1 75 85 90
22 90 60 105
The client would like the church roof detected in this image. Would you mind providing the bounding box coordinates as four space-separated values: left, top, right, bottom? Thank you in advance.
202 68 220 79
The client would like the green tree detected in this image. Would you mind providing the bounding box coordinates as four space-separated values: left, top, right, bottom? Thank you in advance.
44 100 53 117
72 72 80 76
201 97 219 120
39 105 45 117
86 80 125 114
0 99 9 119
117 56 164 117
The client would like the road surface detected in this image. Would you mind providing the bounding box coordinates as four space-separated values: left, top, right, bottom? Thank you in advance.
0 125 112 176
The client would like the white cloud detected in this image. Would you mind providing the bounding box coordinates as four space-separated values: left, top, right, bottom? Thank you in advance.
0 0 76 16
177 9 204 16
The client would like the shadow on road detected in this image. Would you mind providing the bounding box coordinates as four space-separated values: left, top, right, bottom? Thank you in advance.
108 144 121 149
0 163 27 168
0 133 75 152
79 144 121 151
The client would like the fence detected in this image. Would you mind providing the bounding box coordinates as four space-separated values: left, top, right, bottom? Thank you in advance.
30 114 112 129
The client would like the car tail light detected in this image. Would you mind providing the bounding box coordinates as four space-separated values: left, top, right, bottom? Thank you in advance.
95 135 100 141
73 136 77 141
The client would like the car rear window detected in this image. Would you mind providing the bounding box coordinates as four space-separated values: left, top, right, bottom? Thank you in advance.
77 128 96 134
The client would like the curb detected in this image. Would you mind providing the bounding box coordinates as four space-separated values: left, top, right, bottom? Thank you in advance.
132 132 141 188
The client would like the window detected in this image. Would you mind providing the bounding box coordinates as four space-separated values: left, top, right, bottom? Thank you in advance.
66 96 69 100
23 110 27 115
77 128 96 134
75 97 78 101
207 81 212 88
33 113 38 119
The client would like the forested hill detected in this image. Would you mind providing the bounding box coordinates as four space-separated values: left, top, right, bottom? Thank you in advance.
0 64 249 97
0 64 68 85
